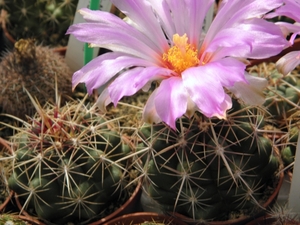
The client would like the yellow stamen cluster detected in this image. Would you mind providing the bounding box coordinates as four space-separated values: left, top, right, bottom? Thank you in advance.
163 34 199 74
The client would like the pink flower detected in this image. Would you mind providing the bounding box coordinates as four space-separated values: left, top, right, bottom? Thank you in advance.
277 50 300 75
67 0 288 129
268 0 300 75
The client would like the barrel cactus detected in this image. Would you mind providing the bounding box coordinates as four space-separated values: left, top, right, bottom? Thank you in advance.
0 0 78 46
248 62 300 171
0 38 72 120
248 63 300 126
6 95 134 224
135 99 282 222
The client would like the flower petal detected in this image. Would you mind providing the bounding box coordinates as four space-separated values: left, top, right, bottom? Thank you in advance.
108 66 172 104
210 0 284 40
95 87 112 112
198 59 247 87
239 19 289 58
228 73 268 105
205 19 288 60
146 0 176 41
76 7 164 53
276 51 300 75
111 0 169 52
275 22 300 45
184 0 214 46
182 66 232 118
67 23 161 62
266 0 300 22
73 52 157 94
153 77 188 129
143 89 162 125
72 52 122 94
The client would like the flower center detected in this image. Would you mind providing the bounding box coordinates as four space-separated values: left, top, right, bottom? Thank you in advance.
163 34 199 74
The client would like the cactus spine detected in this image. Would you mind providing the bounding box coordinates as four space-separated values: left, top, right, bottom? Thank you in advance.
0 0 78 46
248 63 300 170
0 38 73 120
7 95 134 224
135 99 282 222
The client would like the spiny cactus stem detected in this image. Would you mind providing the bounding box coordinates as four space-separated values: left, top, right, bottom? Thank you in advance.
20 191 33 214
267 87 300 110
173 170 189 212
210 122 238 186
239 176 265 209
0 139 15 160
154 142 182 159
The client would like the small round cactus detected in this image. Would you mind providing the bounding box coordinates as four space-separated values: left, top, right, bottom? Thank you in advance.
0 0 78 46
6 95 134 224
248 62 300 173
0 38 73 120
135 99 282 222
248 63 300 126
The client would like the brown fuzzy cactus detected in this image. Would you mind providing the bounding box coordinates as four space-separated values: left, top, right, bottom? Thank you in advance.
0 38 72 119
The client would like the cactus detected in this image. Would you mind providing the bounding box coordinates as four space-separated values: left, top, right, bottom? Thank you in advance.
0 158 11 209
6 94 134 224
280 125 299 169
248 62 300 172
134 99 282 222
268 203 300 225
0 38 73 120
0 0 78 46
264 70 300 125
248 63 300 126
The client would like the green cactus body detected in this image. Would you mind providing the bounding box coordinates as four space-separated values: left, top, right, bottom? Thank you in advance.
248 66 300 124
0 38 73 120
281 126 299 168
136 101 281 222
1 0 78 46
7 97 133 224
248 63 300 173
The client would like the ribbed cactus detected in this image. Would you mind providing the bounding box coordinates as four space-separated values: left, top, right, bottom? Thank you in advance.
135 99 281 222
0 38 72 120
249 62 300 171
7 95 133 224
268 203 300 225
281 126 299 168
0 0 78 46
248 63 300 125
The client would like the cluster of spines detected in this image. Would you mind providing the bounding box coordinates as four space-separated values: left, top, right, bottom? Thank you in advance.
0 38 73 120
0 0 78 46
248 63 300 173
7 96 133 224
134 100 281 222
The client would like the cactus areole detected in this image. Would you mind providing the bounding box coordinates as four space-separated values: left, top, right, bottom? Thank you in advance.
136 99 283 222
7 97 134 224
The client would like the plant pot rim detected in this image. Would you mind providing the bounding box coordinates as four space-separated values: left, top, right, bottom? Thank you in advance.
102 212 188 225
